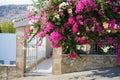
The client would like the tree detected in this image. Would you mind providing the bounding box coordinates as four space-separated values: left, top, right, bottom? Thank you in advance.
0 21 16 33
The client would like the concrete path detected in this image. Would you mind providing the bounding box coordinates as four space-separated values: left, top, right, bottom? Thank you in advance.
13 67 120 80
25 58 52 76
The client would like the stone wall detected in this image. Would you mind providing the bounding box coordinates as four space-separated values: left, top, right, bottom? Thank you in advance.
61 54 120 74
0 65 22 80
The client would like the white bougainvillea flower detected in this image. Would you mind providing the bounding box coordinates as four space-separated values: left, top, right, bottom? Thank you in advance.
101 46 110 53
54 14 60 19
59 2 69 12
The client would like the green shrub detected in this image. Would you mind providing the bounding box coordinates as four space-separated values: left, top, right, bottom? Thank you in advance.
0 26 1 33
0 21 16 33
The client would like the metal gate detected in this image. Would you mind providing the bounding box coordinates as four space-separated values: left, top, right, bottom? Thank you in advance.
26 37 46 73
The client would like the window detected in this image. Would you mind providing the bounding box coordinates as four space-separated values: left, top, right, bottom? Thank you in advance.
10 61 16 65
0 60 4 64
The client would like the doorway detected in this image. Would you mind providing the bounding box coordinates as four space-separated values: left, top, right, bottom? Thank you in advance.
25 37 53 75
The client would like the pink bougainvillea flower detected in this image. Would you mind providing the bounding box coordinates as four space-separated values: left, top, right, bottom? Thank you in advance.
116 44 120 49
60 12 65 17
51 42 61 48
26 11 31 17
25 27 30 33
97 40 102 47
92 17 97 23
75 0 96 13
49 32 63 43
117 25 120 29
44 6 49 11
67 0 72 2
75 0 85 13
61 27 65 33
68 16 75 25
76 15 83 20
41 13 48 24
109 19 116 30
84 19 89 24
113 7 118 12
101 30 105 34
71 52 77 58
96 26 102 32
49 32 66 48
98 11 103 15
78 20 83 25
68 52 77 59
52 10 56 14
36 31 46 38
107 37 116 44
26 11 33 17
37 42 42 46
76 37 88 44
47 22 54 29
64 23 70 28
67 0 73 5
56 5 59 9
86 7 92 12
28 16 38 23
68 54 72 58
118 12 120 15
72 23 78 33
24 34 30 39
44 22 54 33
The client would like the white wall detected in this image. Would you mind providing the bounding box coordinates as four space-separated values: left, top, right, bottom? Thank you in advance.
0 33 16 64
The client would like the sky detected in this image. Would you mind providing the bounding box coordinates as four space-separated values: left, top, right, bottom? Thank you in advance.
0 0 34 5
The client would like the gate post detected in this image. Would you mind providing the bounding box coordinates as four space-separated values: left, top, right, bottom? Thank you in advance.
16 27 26 76
53 47 62 75
14 18 29 76
46 36 52 58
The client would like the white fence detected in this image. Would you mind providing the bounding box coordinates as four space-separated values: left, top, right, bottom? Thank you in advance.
0 33 16 65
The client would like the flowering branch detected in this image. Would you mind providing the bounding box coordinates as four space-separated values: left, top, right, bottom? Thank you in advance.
25 0 120 61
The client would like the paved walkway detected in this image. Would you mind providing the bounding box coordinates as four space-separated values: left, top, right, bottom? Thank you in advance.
25 58 52 75
13 67 120 80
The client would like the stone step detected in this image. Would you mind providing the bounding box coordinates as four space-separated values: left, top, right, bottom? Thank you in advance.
25 72 52 76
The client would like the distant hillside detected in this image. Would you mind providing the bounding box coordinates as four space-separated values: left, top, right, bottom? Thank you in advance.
0 5 29 23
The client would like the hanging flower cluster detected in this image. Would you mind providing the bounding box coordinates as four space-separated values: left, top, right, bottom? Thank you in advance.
25 0 120 61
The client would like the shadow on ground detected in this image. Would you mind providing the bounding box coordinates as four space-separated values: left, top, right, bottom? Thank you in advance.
68 67 120 80
86 66 120 78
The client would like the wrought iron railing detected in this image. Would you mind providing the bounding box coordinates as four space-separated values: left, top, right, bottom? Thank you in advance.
26 37 46 71
89 43 117 55
76 42 117 55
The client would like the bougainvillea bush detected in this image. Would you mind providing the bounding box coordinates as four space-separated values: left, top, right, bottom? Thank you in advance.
25 0 120 61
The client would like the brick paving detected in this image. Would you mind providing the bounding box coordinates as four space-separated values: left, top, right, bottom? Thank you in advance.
13 67 120 80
